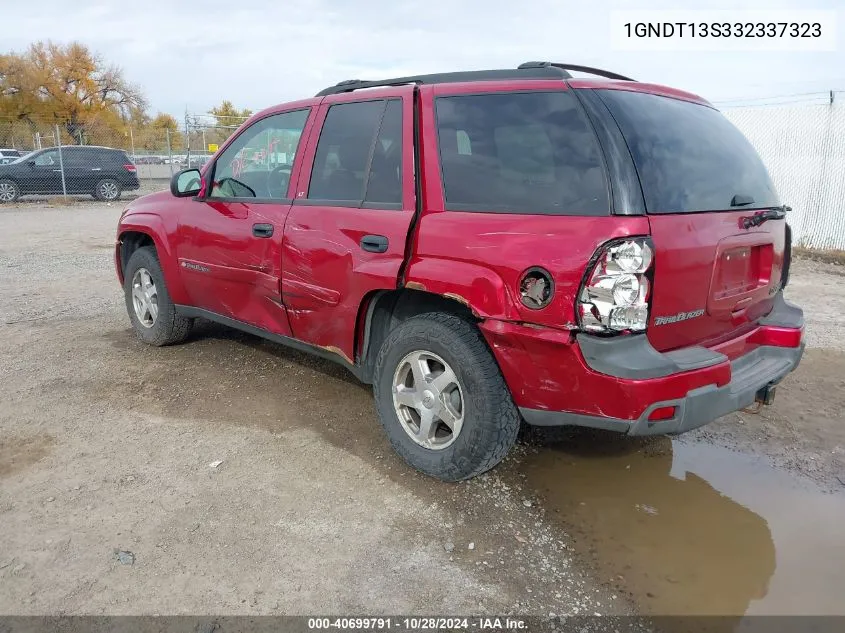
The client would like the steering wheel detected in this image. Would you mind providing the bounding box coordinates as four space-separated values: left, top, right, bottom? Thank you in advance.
267 165 292 199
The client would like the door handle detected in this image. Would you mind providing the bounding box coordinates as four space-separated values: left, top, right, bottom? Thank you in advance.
252 223 274 238
360 235 388 253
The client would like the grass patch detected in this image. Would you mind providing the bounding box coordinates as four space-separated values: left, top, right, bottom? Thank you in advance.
793 246 845 266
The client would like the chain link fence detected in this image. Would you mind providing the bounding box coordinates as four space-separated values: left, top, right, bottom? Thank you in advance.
4 98 845 252
184 113 251 172
0 117 178 202
720 91 845 251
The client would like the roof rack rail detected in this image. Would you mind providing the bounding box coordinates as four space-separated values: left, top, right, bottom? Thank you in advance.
315 65 571 97
518 61 635 82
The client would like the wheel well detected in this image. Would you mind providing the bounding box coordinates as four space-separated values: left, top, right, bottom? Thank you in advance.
356 288 476 384
119 231 155 277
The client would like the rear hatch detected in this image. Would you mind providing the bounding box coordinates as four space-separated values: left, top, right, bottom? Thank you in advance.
598 88 786 353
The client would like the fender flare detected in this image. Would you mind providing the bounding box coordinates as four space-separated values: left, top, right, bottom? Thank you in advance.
118 213 189 305
402 257 520 321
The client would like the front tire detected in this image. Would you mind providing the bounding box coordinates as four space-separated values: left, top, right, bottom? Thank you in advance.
94 178 121 201
0 178 20 203
123 246 192 346
373 312 520 481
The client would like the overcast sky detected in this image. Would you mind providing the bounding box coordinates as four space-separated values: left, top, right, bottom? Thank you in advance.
5 0 843 118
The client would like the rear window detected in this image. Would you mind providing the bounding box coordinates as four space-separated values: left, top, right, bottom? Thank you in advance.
598 90 779 213
435 91 609 215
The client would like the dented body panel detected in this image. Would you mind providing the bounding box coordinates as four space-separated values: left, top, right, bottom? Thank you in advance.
115 72 804 439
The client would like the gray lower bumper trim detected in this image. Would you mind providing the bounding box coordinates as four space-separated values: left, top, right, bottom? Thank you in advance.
577 291 803 381
577 332 727 380
520 343 804 436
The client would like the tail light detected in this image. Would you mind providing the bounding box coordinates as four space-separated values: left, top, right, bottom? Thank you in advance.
577 237 654 334
123 164 137 172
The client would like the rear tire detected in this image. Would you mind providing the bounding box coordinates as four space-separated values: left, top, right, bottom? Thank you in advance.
94 178 121 201
0 178 20 203
123 246 193 346
372 312 520 481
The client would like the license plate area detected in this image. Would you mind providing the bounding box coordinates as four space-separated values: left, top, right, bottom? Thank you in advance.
707 235 774 316
712 245 771 299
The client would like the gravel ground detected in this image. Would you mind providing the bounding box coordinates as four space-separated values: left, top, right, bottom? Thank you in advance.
0 201 621 619
1 199 842 619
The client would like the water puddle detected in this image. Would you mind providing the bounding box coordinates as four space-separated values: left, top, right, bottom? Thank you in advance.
522 430 845 616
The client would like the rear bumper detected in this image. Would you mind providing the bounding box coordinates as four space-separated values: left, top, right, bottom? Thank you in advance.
520 342 803 435
482 293 804 436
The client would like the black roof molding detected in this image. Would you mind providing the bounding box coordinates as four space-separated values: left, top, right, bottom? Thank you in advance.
315 65 571 97
316 62 635 97
519 61 636 82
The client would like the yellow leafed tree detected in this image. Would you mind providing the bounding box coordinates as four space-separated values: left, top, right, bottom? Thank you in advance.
0 41 146 147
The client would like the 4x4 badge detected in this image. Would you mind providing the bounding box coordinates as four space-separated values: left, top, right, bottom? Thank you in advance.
654 309 705 326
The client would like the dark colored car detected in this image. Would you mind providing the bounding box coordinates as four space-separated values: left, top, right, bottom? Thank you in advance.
114 62 804 481
0 149 23 165
0 145 140 203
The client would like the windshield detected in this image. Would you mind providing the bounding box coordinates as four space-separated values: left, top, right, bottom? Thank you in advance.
598 89 779 213
11 150 40 164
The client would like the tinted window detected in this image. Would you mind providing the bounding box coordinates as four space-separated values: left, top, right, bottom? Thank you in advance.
63 148 97 167
33 150 59 166
364 99 402 205
435 91 608 214
210 109 309 200
308 101 383 202
110 150 132 164
599 90 779 213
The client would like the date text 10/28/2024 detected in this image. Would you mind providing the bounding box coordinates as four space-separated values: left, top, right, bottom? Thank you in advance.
307 617 528 630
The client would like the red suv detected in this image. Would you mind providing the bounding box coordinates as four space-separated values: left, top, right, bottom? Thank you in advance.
115 62 804 481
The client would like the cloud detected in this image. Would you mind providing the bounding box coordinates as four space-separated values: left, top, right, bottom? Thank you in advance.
4 0 843 116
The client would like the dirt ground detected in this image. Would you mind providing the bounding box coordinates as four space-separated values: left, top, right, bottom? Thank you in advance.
1 199 843 619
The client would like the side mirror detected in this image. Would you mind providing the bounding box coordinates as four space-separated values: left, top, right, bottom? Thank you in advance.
171 168 203 198
27 160 35 167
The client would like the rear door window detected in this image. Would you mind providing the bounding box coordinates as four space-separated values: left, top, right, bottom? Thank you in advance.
364 99 403 205
598 89 779 213
434 91 609 215
308 101 384 203
62 148 88 167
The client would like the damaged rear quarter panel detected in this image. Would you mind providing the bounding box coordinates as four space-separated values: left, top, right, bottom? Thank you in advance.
407 211 651 327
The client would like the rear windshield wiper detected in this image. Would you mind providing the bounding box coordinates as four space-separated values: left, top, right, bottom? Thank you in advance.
741 205 790 229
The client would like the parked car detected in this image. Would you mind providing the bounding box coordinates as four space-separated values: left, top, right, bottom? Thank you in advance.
135 155 165 165
114 62 804 481
0 148 22 165
0 145 140 202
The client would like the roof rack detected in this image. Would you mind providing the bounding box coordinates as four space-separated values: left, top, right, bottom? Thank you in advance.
315 62 634 97
315 65 571 97
517 61 636 82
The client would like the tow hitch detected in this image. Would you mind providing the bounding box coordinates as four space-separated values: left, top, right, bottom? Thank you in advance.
755 383 777 406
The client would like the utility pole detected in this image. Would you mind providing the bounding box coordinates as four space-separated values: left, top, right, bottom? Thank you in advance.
54 125 68 198
128 126 136 163
166 128 174 175
185 108 191 164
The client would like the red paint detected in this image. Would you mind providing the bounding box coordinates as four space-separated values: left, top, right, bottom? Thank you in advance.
115 71 801 431
648 406 677 422
646 210 784 352
279 86 417 361
479 319 732 420
748 325 804 349
566 78 713 107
